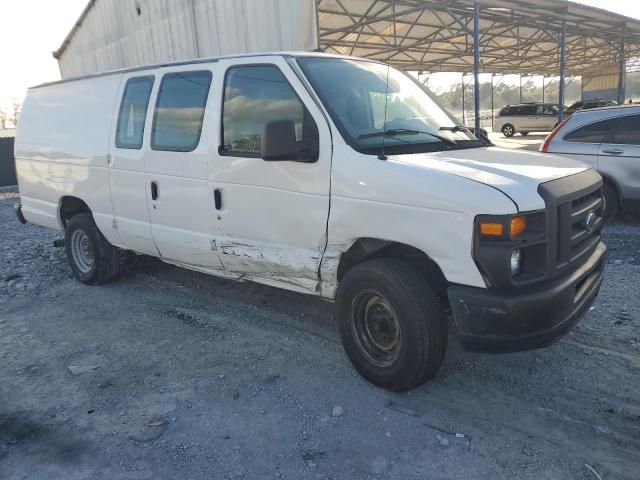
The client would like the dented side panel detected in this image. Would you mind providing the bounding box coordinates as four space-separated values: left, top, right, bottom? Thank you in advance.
205 56 332 295
318 144 519 299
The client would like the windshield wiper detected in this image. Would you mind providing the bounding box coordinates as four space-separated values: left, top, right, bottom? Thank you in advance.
439 125 470 133
358 129 457 146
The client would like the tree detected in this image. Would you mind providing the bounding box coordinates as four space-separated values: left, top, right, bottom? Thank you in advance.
0 100 22 128
11 101 21 127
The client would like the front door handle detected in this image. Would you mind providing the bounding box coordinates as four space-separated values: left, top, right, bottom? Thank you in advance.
602 148 624 155
151 181 159 200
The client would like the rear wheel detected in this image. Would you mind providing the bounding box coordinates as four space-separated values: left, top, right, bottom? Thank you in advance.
65 213 125 285
336 259 447 392
501 124 515 137
602 182 620 223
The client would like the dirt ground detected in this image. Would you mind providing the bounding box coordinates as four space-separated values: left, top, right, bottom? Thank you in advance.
1 191 639 480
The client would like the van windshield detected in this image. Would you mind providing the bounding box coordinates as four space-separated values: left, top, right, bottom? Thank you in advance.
297 57 481 155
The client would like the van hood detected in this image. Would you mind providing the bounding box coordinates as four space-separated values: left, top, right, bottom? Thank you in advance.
390 146 589 211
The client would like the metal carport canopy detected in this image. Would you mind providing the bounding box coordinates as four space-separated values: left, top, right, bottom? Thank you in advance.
317 0 640 75
317 0 640 131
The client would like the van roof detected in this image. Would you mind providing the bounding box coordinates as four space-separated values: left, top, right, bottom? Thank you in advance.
502 102 558 107
31 51 369 90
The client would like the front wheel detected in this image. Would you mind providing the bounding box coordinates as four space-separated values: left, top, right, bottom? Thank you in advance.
336 259 447 391
501 124 515 137
65 213 125 285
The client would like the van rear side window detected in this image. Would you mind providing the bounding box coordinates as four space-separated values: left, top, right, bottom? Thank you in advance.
116 76 154 149
151 71 212 152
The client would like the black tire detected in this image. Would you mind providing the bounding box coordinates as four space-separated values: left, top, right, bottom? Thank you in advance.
336 259 447 392
64 212 125 285
501 124 515 137
602 182 620 223
520 131 529 136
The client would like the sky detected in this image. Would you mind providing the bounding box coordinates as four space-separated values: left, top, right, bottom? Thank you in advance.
0 0 639 111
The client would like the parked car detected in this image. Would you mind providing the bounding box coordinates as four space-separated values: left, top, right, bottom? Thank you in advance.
565 99 617 116
467 126 492 146
496 103 560 137
541 104 640 222
14 53 606 391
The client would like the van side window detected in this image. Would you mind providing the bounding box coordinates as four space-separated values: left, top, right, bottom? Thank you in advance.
221 65 315 156
564 118 616 143
116 76 154 149
151 71 212 152
611 115 640 145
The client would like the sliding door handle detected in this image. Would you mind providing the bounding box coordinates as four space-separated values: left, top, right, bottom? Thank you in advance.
214 189 222 210
150 181 159 200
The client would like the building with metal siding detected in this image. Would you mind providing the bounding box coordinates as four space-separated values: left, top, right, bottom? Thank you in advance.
54 0 319 79
582 70 624 101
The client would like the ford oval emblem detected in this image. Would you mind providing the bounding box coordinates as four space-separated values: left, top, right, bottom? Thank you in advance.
584 210 598 233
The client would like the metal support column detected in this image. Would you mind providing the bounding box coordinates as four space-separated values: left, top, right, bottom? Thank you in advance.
473 2 481 134
461 73 466 125
558 17 567 123
617 32 626 103
519 75 522 103
491 73 494 132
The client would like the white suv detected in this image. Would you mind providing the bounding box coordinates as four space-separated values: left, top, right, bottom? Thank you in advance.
496 103 560 137
541 105 640 221
14 53 606 391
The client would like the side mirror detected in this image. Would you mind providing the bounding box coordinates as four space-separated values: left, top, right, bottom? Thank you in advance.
261 120 318 162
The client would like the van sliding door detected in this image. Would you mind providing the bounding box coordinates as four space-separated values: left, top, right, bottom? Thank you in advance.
108 74 158 256
143 68 223 269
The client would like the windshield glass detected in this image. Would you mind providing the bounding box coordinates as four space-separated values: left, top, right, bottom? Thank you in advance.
297 57 480 154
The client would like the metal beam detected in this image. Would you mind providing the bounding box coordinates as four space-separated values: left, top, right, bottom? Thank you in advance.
618 31 626 103
558 17 567 122
317 0 640 77
473 2 481 134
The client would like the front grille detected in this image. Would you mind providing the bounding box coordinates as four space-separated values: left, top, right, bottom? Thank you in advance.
556 186 603 267
538 169 604 279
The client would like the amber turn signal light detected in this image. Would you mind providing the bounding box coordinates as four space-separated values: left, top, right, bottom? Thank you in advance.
479 222 504 237
510 216 527 238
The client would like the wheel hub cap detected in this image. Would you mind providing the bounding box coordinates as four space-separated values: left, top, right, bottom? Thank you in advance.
351 290 402 367
70 230 94 273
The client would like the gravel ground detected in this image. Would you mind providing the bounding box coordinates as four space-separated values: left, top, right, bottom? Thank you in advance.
1 192 639 480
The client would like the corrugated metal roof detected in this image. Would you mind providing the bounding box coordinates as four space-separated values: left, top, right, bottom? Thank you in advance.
317 0 640 75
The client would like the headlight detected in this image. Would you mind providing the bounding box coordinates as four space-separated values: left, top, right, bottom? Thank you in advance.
474 211 546 287
510 249 522 276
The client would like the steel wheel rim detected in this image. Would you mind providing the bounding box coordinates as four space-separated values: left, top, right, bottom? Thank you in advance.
350 290 402 367
70 230 94 273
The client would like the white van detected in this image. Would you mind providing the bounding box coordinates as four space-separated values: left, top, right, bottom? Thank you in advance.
496 103 560 137
15 53 606 391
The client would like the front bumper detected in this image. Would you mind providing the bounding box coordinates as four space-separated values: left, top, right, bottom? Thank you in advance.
448 241 606 353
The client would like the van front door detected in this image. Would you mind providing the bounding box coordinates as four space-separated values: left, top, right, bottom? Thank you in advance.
109 74 158 256
143 67 223 269
209 57 332 294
